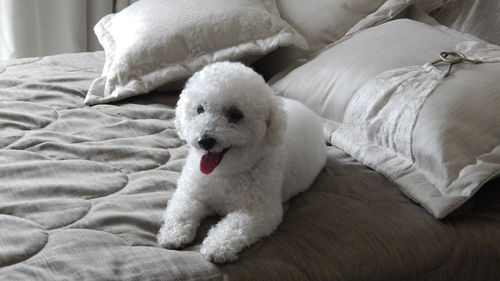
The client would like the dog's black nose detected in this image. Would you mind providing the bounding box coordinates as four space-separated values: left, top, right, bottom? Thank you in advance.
198 137 216 150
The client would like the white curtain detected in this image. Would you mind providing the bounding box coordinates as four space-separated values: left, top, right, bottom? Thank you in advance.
0 0 138 60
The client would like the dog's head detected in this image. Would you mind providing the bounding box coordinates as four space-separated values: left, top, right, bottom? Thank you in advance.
175 62 286 175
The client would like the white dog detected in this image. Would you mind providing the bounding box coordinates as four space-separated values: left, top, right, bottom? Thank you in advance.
157 62 327 263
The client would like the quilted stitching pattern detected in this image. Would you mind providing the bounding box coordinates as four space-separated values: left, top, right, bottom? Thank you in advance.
0 53 222 280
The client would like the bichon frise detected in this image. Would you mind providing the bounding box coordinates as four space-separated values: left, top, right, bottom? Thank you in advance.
157 62 327 263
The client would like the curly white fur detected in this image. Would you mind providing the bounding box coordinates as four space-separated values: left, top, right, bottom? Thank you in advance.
157 61 327 263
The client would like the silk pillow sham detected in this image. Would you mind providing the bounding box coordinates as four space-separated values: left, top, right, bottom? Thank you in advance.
272 19 500 218
85 0 307 105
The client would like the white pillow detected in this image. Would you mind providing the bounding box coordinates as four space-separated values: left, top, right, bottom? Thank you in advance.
254 0 412 78
273 19 500 218
84 0 307 105
273 19 464 124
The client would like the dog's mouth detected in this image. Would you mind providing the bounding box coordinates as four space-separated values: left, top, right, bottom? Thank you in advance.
200 147 230 175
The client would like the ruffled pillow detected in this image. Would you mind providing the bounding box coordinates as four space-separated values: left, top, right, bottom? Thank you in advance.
85 0 307 105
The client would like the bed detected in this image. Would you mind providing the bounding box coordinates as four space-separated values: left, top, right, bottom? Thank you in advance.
1 1 499 280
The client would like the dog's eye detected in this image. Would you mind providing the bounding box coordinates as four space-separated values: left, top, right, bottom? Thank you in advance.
227 108 244 123
196 105 204 114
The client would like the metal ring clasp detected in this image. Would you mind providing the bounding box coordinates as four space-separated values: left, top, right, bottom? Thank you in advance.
439 51 465 64
431 51 482 77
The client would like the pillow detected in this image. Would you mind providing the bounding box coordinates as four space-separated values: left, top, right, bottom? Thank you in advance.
272 19 500 218
84 0 308 105
413 0 447 13
254 0 412 78
431 0 500 46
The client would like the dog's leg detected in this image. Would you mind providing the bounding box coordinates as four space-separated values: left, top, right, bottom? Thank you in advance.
200 206 283 263
157 192 211 249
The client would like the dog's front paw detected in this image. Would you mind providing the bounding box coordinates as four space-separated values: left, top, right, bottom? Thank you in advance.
157 221 195 249
200 243 238 264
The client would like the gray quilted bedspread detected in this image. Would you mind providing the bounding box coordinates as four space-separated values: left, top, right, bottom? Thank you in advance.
0 52 499 281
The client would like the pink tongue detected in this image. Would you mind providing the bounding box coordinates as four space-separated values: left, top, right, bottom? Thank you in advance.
200 152 223 174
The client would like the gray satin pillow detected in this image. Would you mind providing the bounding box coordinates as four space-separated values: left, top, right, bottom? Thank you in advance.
273 19 500 218
254 0 412 78
413 0 447 13
431 0 500 46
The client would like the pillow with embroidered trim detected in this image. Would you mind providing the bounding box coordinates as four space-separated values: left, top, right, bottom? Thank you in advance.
272 19 500 218
84 0 308 105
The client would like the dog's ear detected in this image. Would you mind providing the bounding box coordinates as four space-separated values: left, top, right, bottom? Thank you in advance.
174 92 188 140
265 96 287 147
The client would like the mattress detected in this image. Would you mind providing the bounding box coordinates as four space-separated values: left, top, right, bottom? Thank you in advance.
0 52 499 281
